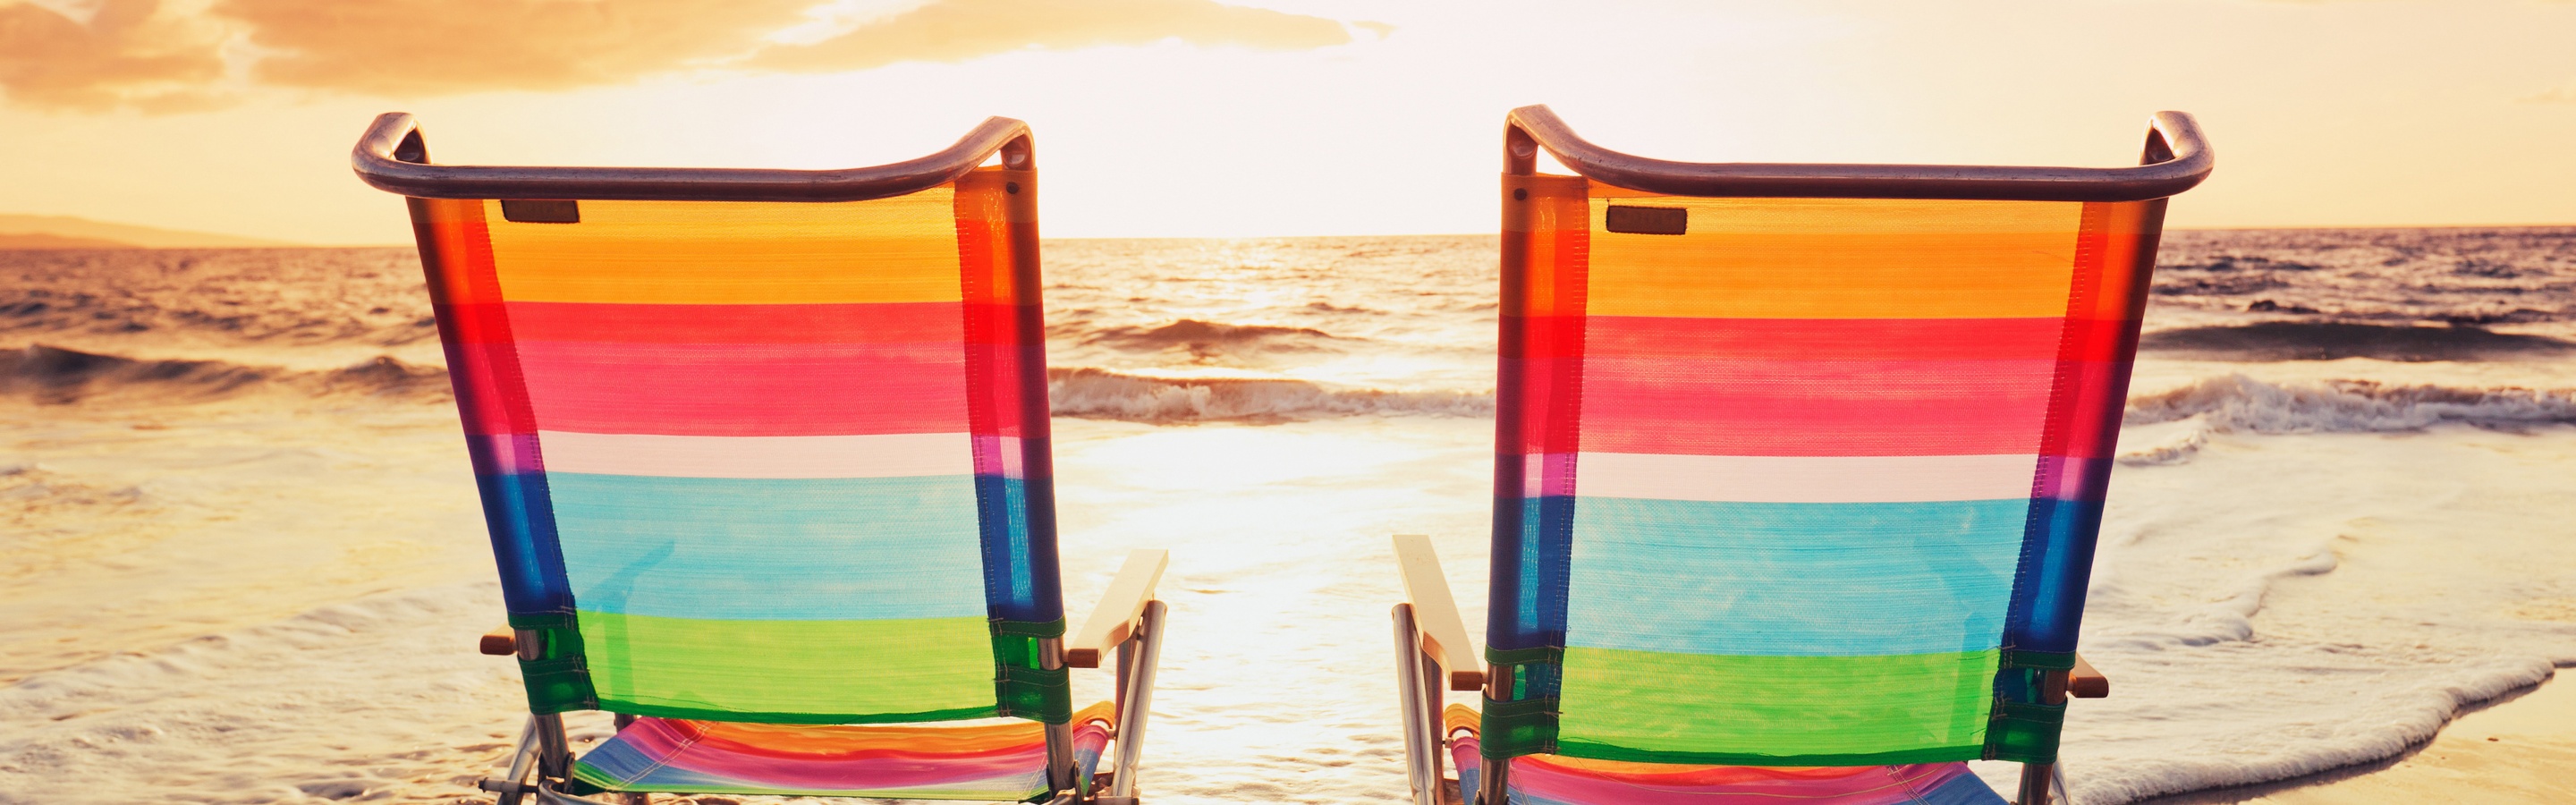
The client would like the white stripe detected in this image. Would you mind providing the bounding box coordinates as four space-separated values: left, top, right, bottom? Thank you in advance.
538 431 974 479
1575 453 2037 503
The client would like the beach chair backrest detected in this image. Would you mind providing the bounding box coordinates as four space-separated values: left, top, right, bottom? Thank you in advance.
360 116 1069 726
1485 106 2208 767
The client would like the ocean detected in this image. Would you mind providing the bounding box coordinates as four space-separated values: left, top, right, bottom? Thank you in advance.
2 228 2572 803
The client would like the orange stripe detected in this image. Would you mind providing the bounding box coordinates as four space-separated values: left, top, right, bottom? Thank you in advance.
482 193 962 304
1585 195 2086 319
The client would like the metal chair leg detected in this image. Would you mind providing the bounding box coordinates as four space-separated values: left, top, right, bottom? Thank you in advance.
2017 762 2055 805
1108 601 1166 801
481 716 542 805
1394 605 1440 805
1474 750 1511 805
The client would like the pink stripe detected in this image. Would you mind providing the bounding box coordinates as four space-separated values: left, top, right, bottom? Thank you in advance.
613 718 1106 792
2043 354 2135 461
967 343 1043 439
1577 358 2057 456
495 341 969 436
438 338 526 437
1451 734 1979 804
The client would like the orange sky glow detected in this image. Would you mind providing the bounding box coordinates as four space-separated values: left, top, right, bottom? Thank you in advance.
1 0 2572 244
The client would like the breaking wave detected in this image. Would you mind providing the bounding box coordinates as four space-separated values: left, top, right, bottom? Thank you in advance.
2139 321 2576 362
0 344 449 404
1064 318 1359 369
1046 367 1490 423
2125 374 2576 434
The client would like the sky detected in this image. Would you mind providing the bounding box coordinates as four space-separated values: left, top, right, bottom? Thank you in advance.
0 0 2572 245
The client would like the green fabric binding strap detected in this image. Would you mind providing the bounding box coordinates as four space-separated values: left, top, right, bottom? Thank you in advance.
992 618 1066 639
2002 649 2078 671
992 619 1073 724
1486 645 1563 666
1479 696 1560 759
507 612 596 713
996 665 1072 724
1986 699 2068 763
1986 650 2075 762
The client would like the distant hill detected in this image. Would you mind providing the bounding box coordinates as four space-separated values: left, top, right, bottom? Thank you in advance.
0 214 300 249
0 233 134 250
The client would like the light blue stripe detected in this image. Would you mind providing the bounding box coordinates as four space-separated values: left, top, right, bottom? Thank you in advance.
1565 497 2027 657
547 472 987 621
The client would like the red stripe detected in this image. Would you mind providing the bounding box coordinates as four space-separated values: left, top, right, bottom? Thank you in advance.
502 301 962 344
490 342 968 436
431 301 1045 347
1562 317 2068 361
1574 357 2062 455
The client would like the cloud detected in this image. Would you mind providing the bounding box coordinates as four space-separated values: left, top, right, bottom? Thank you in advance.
2523 84 2576 104
0 0 230 111
748 0 1352 72
0 0 1364 111
213 0 818 96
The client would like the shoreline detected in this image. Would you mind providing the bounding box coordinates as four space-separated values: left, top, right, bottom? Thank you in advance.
2141 670 2575 804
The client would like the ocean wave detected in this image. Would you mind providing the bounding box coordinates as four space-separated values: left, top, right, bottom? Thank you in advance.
1047 367 1490 423
0 344 448 404
0 247 436 346
2151 226 2576 325
2140 321 2576 362
2125 375 2576 433
1071 318 1353 366
2114 428 2208 467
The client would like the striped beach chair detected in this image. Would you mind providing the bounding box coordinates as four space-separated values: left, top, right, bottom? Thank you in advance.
1392 106 2212 805
352 114 1171 805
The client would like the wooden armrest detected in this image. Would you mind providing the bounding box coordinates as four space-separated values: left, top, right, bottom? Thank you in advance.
1394 535 1484 691
1065 548 1169 668
2070 654 2109 699
479 626 516 657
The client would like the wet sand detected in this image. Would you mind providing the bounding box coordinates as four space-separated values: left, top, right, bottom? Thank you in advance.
2151 675 2575 803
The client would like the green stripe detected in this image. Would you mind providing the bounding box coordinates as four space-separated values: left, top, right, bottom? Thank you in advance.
1555 647 1997 764
578 611 996 723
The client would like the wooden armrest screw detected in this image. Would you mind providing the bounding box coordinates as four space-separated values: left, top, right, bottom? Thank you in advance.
2070 654 2110 699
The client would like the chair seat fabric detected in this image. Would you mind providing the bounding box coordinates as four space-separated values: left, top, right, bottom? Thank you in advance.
1447 708 2004 805
574 702 1112 800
